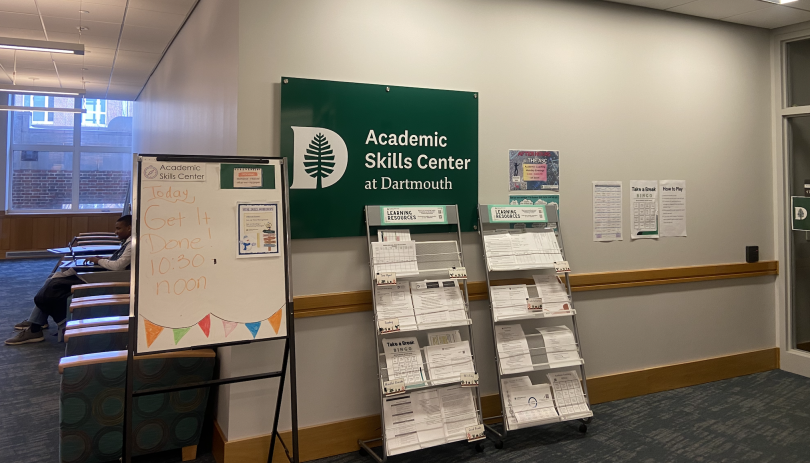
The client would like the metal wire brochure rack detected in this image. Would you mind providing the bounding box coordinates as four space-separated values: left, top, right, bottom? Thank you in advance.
477 203 592 448
358 205 487 461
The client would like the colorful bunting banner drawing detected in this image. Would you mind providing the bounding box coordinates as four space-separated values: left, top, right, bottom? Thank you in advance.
198 314 211 337
268 308 283 334
222 320 238 337
144 318 164 348
173 327 192 344
245 322 262 338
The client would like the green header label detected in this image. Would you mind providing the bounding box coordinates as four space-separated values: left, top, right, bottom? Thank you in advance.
380 206 448 225
281 77 478 239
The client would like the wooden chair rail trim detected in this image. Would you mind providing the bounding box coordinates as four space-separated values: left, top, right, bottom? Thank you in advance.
71 282 130 293
64 324 129 341
291 261 778 318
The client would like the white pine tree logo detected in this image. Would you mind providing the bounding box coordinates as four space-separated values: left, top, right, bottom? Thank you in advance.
290 127 348 189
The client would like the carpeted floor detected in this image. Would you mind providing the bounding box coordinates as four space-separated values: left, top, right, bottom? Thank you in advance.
3 258 810 463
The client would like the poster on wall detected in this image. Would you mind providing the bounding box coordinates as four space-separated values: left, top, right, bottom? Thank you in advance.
659 180 686 237
630 180 659 239
508 150 559 191
280 77 478 239
593 181 622 242
237 203 279 257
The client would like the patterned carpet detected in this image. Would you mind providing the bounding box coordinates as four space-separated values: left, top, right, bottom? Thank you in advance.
3 258 810 463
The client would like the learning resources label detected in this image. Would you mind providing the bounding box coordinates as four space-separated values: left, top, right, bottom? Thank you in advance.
488 205 547 223
380 206 448 225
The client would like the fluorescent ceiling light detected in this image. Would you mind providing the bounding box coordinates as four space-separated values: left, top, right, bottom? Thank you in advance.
0 37 84 55
759 0 799 4
0 105 86 113
0 84 85 96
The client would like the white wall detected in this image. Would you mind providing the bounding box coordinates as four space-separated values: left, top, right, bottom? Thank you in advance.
234 0 776 440
133 1 236 156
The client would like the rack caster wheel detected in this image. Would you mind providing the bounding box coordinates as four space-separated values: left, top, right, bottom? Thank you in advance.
579 424 588 433
495 440 504 449
475 442 484 453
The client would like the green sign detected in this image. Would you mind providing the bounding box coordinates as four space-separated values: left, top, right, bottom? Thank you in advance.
488 204 549 223
280 77 478 239
793 196 810 231
220 164 275 189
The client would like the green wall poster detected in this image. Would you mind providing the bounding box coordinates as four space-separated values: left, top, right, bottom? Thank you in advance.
280 77 479 239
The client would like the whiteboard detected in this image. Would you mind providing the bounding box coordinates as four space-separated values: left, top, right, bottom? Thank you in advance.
133 156 288 353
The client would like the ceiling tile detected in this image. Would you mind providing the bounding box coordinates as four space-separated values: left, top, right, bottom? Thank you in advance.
724 3 810 28
0 26 46 40
82 0 127 6
106 83 143 100
51 46 115 67
42 17 122 37
37 0 125 23
784 1 810 12
0 0 37 14
125 8 185 30
128 0 196 15
49 32 119 50
120 24 174 43
0 12 44 31
603 0 696 9
118 37 165 54
5 49 54 67
668 0 769 20
58 63 111 82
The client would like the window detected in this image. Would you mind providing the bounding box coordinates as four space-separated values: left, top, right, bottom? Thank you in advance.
7 95 133 212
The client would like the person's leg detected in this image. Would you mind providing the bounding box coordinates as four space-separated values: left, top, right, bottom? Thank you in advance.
13 307 49 330
6 275 81 346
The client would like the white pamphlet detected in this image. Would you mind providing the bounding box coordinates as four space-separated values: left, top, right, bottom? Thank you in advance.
548 370 590 416
428 330 462 346
509 383 558 423
424 341 475 385
372 241 419 276
495 324 534 374
383 337 425 385
630 180 659 239
375 284 417 331
490 285 530 320
410 389 446 447
378 229 412 242
500 376 533 428
482 232 517 271
383 394 421 455
659 180 686 237
439 386 479 440
536 326 580 367
593 181 623 241
410 280 467 328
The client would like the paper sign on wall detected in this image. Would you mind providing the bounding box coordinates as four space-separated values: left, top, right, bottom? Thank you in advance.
659 180 686 237
234 168 263 188
630 180 658 239
593 181 622 242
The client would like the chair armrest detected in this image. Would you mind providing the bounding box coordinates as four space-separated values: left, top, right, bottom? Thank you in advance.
78 232 117 237
59 350 127 373
66 316 129 330
71 282 130 294
71 294 129 304
64 324 128 341
70 298 129 312
77 271 131 283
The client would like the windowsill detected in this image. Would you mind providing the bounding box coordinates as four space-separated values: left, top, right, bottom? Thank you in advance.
2 210 123 216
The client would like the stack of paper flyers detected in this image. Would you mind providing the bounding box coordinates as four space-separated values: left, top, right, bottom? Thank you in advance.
495 324 534 374
502 377 559 427
378 229 412 242
548 370 590 416
372 241 419 276
383 385 479 455
376 284 418 331
424 340 475 385
533 274 572 315
383 337 425 386
536 326 580 368
410 279 468 328
490 284 529 320
483 229 564 271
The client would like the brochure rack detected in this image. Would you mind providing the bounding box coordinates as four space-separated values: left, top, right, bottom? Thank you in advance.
477 204 592 447
358 205 486 461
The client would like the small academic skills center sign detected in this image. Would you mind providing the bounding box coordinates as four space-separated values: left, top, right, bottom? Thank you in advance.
280 77 478 239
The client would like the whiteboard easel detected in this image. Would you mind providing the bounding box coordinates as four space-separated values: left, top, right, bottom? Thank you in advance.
123 154 298 463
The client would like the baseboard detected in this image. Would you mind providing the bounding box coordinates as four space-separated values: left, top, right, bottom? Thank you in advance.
211 347 779 462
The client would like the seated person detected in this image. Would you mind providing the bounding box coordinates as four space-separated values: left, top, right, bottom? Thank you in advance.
5 215 132 346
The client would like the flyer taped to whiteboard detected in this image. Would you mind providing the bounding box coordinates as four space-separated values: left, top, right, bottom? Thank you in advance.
237 203 279 257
